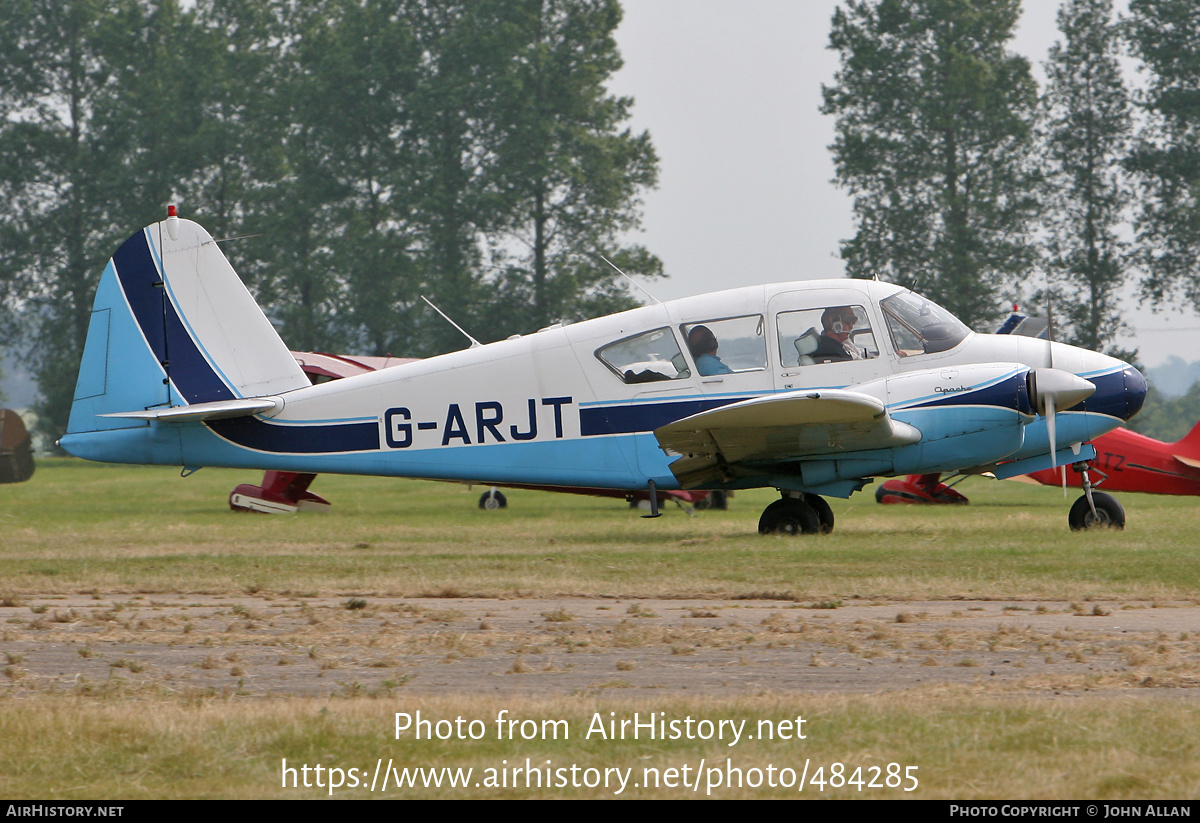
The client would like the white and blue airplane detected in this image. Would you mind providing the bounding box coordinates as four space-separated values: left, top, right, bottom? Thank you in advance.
61 211 1147 534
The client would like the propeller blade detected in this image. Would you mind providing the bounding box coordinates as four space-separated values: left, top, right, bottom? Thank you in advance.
1046 394 1057 468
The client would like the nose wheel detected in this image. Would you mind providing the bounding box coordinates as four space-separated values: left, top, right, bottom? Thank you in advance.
1067 462 1124 531
759 493 834 535
478 488 507 509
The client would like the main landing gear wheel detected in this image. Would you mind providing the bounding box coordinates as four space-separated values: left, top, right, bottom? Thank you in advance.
479 489 507 509
804 493 834 534
758 497 822 535
1068 491 1124 531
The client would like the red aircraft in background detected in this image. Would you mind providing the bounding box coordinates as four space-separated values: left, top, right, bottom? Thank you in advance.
229 352 723 514
1020 420 1200 496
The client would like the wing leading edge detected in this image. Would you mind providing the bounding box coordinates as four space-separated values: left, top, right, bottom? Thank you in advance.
655 390 920 488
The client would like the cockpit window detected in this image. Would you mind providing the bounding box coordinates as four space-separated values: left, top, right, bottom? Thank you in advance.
596 328 690 384
881 292 970 357
680 315 767 376
777 305 878 366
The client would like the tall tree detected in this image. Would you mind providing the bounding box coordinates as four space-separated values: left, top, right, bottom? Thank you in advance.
1039 0 1132 355
230 0 422 354
483 0 661 335
822 0 1040 329
183 0 279 241
1126 0 1200 310
401 0 515 353
0 0 201 441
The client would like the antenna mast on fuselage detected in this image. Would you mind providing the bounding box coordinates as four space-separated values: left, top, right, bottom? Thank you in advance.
599 254 661 305
421 296 482 349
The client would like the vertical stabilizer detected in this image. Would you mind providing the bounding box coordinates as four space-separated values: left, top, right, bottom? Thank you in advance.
64 216 309 441
1171 418 1200 457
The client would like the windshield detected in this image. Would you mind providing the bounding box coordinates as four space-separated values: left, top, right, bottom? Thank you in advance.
880 292 971 356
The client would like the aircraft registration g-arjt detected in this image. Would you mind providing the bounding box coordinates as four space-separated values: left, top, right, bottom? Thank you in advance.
61 212 1148 534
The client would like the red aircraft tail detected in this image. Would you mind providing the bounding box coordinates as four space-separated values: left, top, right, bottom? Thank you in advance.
1171 418 1200 457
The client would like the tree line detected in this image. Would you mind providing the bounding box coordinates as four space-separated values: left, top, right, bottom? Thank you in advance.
0 0 660 442
823 0 1200 365
7 0 1200 447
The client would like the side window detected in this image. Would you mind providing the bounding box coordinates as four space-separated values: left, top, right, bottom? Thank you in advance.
776 305 878 366
596 328 690 384
681 315 767 376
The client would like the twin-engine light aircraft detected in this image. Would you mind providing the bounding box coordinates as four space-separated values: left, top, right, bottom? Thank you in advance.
61 213 1147 534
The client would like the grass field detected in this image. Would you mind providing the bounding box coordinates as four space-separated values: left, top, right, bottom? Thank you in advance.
5 459 1200 600
2 459 1199 799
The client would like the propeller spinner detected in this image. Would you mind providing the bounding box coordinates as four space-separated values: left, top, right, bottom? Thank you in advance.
1027 367 1096 467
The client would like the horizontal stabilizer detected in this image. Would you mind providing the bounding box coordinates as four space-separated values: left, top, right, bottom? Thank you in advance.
101 397 283 423
1173 454 1200 470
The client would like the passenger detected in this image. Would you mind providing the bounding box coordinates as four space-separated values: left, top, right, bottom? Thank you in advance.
813 307 864 362
687 325 733 375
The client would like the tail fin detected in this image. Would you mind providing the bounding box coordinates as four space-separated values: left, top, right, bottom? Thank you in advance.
64 216 309 442
1171 418 1200 459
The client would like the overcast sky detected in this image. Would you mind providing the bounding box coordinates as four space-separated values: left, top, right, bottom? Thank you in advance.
608 0 1199 367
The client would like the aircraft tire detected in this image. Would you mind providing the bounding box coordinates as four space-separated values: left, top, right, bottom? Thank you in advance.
804 494 835 534
479 490 508 510
758 497 822 535
1068 492 1124 531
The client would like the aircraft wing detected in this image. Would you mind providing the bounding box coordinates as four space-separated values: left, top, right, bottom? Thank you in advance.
655 389 920 488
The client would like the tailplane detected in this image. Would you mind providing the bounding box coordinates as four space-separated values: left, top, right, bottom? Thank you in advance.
63 212 309 457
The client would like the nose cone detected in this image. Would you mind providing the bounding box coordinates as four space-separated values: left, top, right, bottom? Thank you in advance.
1060 360 1147 422
1122 364 1148 422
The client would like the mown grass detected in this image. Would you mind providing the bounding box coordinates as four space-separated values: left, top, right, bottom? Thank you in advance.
1 693 1198 799
2 459 1199 601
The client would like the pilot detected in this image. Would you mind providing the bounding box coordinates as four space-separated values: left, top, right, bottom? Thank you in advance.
813 306 864 362
687 325 733 376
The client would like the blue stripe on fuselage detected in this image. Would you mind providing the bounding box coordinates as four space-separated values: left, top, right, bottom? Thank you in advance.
579 397 745 436
207 417 380 453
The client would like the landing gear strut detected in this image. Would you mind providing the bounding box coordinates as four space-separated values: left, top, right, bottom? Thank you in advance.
1067 462 1124 531
758 492 834 535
